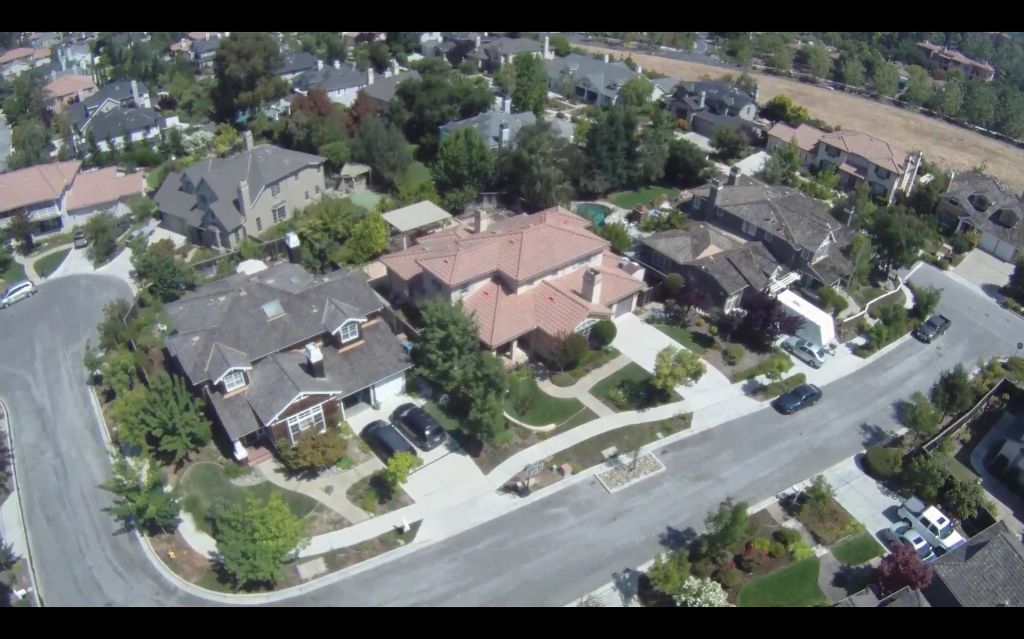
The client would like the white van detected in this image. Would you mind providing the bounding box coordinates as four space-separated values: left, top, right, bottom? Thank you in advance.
898 496 966 553
1 280 37 308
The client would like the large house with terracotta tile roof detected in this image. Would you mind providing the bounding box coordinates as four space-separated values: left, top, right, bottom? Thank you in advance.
381 207 647 363
767 123 923 204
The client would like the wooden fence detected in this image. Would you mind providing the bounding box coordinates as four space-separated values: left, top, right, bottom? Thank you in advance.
922 377 1017 453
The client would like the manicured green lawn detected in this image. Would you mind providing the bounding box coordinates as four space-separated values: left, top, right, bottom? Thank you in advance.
832 531 885 566
1 260 26 287
589 362 681 411
552 413 691 472
851 285 886 307
506 374 587 426
179 463 317 535
608 186 678 210
737 557 828 607
653 324 709 356
34 249 70 278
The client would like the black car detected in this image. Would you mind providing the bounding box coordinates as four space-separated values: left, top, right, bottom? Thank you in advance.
914 314 951 343
392 403 448 450
362 420 417 461
772 384 823 415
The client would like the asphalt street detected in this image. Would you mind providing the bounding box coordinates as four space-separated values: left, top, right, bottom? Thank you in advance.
1 264 1020 606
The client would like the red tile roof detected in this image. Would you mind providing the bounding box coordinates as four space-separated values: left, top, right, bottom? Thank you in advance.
0 47 34 65
43 74 96 99
0 161 81 212
66 167 146 211
819 129 909 174
767 122 824 153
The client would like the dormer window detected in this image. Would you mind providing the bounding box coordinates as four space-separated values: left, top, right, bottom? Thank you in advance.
222 369 247 392
336 320 360 344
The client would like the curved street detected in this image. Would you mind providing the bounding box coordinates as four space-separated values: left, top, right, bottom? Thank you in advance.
1 265 1020 605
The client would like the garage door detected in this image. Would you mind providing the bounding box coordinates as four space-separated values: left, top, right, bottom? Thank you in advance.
995 240 1016 262
980 232 998 254
981 233 1017 262
614 297 634 317
373 372 406 403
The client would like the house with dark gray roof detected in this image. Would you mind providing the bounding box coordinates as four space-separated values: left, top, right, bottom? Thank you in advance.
923 521 1024 607
545 53 668 107
67 79 153 151
275 52 320 82
292 61 374 107
154 134 326 249
192 36 220 70
937 170 1024 263
86 107 161 152
363 69 421 114
471 36 542 71
439 97 536 151
670 81 759 138
164 262 412 461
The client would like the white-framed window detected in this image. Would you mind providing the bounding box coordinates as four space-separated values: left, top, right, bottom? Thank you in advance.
286 404 326 439
339 321 360 343
222 369 247 392
305 190 310 201
255 217 263 232
741 220 756 236
576 318 598 338
271 182 281 197
273 204 287 223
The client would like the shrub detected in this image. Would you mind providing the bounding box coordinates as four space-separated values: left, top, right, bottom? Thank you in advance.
865 445 903 479
737 550 763 573
714 560 742 589
708 324 719 336
591 320 617 347
359 491 376 513
773 528 802 550
723 343 745 366
276 428 347 472
768 541 787 558
751 537 772 554
551 372 576 387
818 286 849 315
606 386 631 410
789 541 814 560
757 373 807 398
690 557 715 578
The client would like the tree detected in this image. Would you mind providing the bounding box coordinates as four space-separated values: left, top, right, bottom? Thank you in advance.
396 176 441 207
337 210 389 265
801 165 840 200
351 115 413 190
549 34 571 57
664 138 711 188
580 106 639 194
365 41 392 74
211 493 309 587
551 331 590 372
384 450 423 488
877 541 933 596
760 95 809 125
618 75 654 109
759 143 802 186
495 121 580 210
590 320 617 348
318 140 351 173
7 118 50 169
871 61 899 97
277 428 347 473
130 238 196 302
910 285 941 320
901 452 949 503
937 70 966 118
0 535 17 573
804 43 832 79
636 112 673 184
710 125 747 162
647 550 690 596
839 56 865 87
461 352 510 444
867 207 931 275
704 499 750 563
506 53 547 115
943 477 985 521
599 222 632 252
769 47 794 73
101 454 181 533
653 346 706 391
101 349 137 397
212 32 289 121
739 290 805 351
137 374 213 465
899 392 940 442
929 364 974 420
1009 259 1024 304
664 273 684 297
678 276 708 314
6 210 35 255
905 65 933 106
414 301 481 392
675 576 732 607
127 195 157 224
432 126 495 211
83 212 121 266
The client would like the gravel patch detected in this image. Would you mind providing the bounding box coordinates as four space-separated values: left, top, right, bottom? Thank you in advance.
596 453 666 493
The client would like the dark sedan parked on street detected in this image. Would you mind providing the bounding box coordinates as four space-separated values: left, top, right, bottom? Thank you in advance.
392 403 448 451
772 384 823 415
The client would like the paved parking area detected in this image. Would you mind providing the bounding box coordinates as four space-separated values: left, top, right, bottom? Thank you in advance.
822 455 902 544
953 249 1014 297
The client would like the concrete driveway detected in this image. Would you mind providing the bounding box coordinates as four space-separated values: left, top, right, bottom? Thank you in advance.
953 249 1014 299
822 455 903 546
403 440 491 513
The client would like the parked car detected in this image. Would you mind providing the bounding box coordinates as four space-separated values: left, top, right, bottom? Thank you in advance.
1 280 37 308
897 496 966 552
772 384 823 415
781 336 828 368
914 314 951 343
392 403 448 451
880 521 937 562
73 231 88 248
362 420 417 461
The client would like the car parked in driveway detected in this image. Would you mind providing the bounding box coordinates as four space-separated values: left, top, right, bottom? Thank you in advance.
880 521 937 562
772 383 823 414
362 420 417 461
1 280 37 308
392 403 448 450
73 231 88 248
781 336 828 368
897 496 966 552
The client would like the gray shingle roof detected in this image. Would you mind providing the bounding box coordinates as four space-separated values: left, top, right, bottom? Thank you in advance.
474 37 541 60
276 52 319 76
293 64 368 93
944 171 1024 249
677 80 755 114
246 352 343 425
363 70 420 104
207 343 252 385
439 108 536 150
69 79 151 129
925 521 1024 607
165 263 383 385
192 37 220 56
84 107 158 142
640 225 742 265
689 241 782 295
545 53 640 101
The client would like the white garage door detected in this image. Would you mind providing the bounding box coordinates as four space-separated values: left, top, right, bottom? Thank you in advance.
373 372 406 403
995 240 1017 262
979 232 998 254
981 232 1017 262
614 297 634 317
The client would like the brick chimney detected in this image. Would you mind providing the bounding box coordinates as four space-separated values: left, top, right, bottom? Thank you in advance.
581 268 603 304
305 343 325 378
728 165 741 186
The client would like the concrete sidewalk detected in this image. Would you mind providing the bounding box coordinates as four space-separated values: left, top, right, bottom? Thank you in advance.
12 243 73 284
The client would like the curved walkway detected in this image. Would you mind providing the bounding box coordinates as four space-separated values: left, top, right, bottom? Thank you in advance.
12 243 73 283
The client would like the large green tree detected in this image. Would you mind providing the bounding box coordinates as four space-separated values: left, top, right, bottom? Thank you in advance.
83 212 121 266
351 114 413 190
461 351 510 444
580 106 639 195
495 121 580 210
653 346 706 392
212 493 309 587
130 238 196 302
866 207 931 275
138 374 212 465
7 118 50 169
803 43 832 79
929 364 974 420
871 61 899 97
336 210 389 265
703 499 750 563
899 392 940 442
664 138 711 188
102 454 182 534
414 301 482 393
904 65 933 105
433 126 495 212
759 143 802 186
617 75 654 109
506 53 548 115
710 125 747 162
212 32 289 121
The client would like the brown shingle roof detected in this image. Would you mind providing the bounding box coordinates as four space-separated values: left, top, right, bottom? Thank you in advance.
819 129 909 175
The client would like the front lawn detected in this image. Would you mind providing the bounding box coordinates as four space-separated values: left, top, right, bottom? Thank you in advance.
346 473 413 516
506 372 587 426
653 324 711 356
608 186 678 210
35 249 70 278
552 413 691 473
796 493 864 546
589 362 682 412
550 347 620 387
851 285 887 307
736 557 828 607
179 462 318 535
832 531 884 566
1 260 26 287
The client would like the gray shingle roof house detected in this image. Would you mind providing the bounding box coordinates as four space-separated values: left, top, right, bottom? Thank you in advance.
471 37 542 70
275 52 319 80
937 170 1024 263
154 137 326 250
68 79 152 134
86 107 160 150
439 100 537 151
192 36 220 67
923 521 1024 607
545 53 642 107
165 262 412 458
363 69 421 114
292 62 374 107
670 80 759 138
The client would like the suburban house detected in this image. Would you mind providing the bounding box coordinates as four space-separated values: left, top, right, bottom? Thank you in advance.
917 41 995 81
682 170 854 291
28 33 62 49
164 262 412 462
936 171 1024 263
0 46 51 79
274 52 320 82
923 521 1024 606
43 74 97 114
991 432 1024 496
381 207 646 364
67 79 152 151
470 36 544 71
766 124 923 204
362 69 421 114
292 61 375 107
439 97 536 151
0 160 145 235
670 80 759 137
154 133 326 249
85 107 162 152
192 36 221 70
637 225 791 313
545 53 666 107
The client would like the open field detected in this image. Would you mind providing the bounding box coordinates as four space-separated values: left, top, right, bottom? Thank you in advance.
581 45 1024 187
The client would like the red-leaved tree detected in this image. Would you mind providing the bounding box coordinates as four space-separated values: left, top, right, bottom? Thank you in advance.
877 542 933 596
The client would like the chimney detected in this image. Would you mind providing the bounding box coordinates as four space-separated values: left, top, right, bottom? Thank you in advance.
243 130 254 151
543 35 550 59
238 180 252 215
503 96 511 114
603 54 610 64
317 59 324 71
367 67 375 85
474 208 491 234
709 178 721 209
305 343 325 378
285 231 301 264
728 165 741 186
333 59 340 70
698 90 706 109
581 268 603 304
475 35 482 49
391 60 400 75
130 79 140 106
494 95 503 112
499 122 511 148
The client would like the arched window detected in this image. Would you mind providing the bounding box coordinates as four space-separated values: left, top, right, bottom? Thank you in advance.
575 318 598 338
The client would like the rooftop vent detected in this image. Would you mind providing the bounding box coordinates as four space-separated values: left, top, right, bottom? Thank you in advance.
995 208 1020 229
261 299 285 320
968 192 992 212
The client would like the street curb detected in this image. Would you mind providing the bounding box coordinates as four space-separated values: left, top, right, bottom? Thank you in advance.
0 397 44 606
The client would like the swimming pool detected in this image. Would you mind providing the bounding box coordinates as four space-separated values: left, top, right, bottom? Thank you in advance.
575 202 612 227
